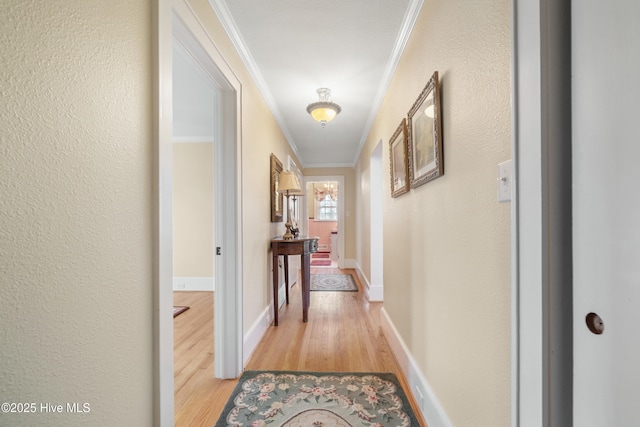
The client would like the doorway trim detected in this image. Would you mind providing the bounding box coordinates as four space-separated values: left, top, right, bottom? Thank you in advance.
302 175 346 269
369 141 384 301
173 0 244 379
154 0 244 424
511 0 572 425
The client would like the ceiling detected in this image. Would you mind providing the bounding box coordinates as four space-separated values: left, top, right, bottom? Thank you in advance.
209 0 423 168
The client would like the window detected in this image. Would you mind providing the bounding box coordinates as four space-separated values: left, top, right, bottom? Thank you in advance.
316 194 337 221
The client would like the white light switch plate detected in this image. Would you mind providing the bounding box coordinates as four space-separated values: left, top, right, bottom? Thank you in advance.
498 159 512 202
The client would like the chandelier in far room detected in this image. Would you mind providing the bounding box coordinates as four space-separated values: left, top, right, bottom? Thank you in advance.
314 182 337 201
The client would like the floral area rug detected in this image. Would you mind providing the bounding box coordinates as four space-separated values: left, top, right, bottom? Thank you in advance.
310 274 358 292
215 371 419 426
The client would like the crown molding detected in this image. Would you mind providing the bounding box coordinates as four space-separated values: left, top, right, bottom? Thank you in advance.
208 0 302 161
352 0 424 165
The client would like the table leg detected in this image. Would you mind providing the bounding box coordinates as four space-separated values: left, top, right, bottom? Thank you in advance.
283 255 289 304
272 252 279 326
301 252 310 322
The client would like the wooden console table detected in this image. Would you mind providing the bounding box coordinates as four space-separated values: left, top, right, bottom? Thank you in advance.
271 235 318 326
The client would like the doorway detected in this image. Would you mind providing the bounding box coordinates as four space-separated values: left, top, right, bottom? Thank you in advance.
302 175 345 269
171 0 243 379
171 31 216 414
155 1 243 424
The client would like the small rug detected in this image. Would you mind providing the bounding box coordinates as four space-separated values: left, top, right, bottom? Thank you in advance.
311 274 357 292
312 252 330 258
311 259 332 266
215 371 419 427
173 306 189 318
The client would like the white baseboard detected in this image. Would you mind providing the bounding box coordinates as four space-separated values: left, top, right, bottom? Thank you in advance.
354 262 369 285
173 276 214 291
244 305 271 366
380 307 452 427
243 282 288 366
354 262 383 301
278 283 287 307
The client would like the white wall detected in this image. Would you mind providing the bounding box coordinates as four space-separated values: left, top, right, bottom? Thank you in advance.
0 1 153 425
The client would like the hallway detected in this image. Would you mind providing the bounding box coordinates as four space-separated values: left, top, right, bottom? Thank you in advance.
173 268 424 426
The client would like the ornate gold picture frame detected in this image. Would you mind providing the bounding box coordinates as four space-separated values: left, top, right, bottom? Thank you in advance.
407 71 444 188
389 118 410 198
270 153 283 222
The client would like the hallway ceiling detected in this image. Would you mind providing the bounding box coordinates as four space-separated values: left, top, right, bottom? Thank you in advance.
209 0 422 168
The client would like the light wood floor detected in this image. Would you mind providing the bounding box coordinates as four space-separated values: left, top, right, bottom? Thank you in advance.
173 268 426 426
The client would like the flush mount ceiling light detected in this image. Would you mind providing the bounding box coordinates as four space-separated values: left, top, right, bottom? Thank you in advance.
306 88 342 127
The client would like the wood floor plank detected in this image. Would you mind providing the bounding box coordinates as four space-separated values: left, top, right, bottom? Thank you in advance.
173 269 427 426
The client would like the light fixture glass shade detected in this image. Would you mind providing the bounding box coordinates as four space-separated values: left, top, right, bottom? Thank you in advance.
306 88 341 127
309 105 338 123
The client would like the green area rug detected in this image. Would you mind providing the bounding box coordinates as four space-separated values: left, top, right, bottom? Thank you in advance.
311 274 358 292
215 371 418 426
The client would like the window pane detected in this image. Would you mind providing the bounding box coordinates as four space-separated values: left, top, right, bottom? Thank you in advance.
317 194 337 220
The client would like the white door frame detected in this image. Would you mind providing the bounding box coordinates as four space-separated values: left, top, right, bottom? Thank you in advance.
154 0 243 424
302 175 346 269
369 141 384 301
512 0 572 425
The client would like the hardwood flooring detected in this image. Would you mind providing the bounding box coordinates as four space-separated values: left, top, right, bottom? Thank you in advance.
173 268 426 426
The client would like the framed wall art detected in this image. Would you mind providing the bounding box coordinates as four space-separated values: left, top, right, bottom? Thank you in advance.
389 118 410 198
270 153 283 222
407 71 443 188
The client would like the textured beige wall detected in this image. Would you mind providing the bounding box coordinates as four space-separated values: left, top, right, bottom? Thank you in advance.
186 0 301 332
0 1 153 425
173 142 214 277
356 1 512 425
303 167 357 260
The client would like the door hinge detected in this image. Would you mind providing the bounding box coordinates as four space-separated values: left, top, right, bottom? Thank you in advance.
216 247 221 255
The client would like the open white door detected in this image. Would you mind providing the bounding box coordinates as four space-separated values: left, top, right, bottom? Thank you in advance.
171 0 243 381
572 1 640 424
